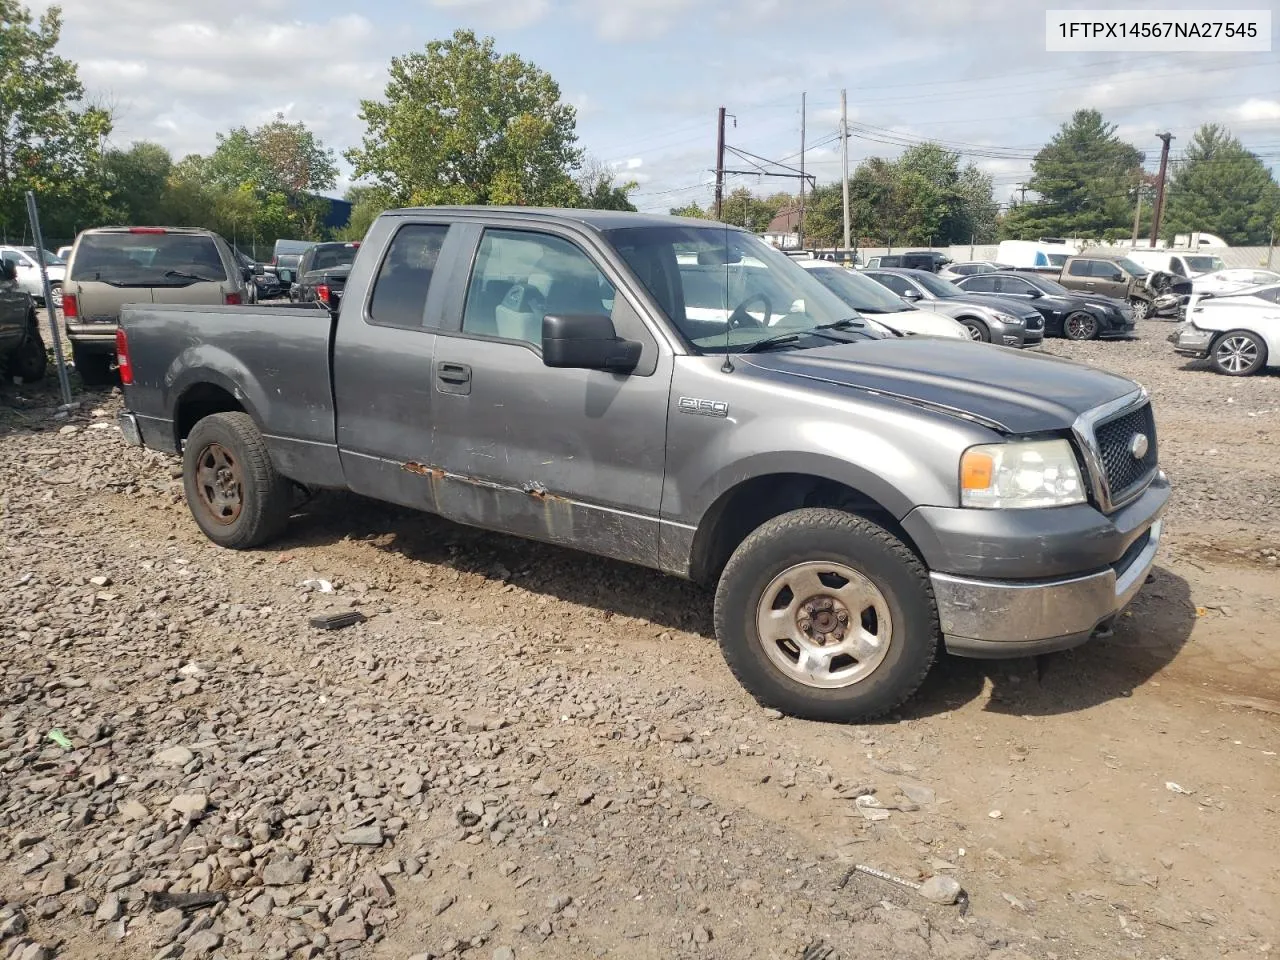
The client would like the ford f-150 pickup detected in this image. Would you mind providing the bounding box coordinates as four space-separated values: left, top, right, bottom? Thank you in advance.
115 207 1169 721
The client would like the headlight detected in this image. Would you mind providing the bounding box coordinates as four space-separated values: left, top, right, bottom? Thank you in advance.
990 311 1021 324
960 439 1086 509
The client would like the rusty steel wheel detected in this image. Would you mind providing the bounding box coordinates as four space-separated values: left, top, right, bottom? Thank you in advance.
194 442 244 525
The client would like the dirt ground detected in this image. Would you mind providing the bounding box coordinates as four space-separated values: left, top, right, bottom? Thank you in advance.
1 317 1277 960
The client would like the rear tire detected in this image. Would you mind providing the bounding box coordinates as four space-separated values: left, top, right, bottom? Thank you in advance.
5 322 47 383
182 412 292 549
1129 297 1150 320
713 508 938 722
1210 330 1266 376
71 344 115 386
959 318 990 342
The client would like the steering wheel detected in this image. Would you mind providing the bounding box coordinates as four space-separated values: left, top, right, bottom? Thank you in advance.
726 292 773 329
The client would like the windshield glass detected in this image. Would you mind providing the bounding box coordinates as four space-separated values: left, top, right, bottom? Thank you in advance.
312 245 358 271
16 247 64 265
912 272 966 298
808 267 911 313
69 233 227 285
1046 253 1069 267
606 225 876 352
1117 257 1148 277
1027 275 1071 295
1186 255 1225 273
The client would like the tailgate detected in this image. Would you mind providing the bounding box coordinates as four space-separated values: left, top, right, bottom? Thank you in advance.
72 281 154 324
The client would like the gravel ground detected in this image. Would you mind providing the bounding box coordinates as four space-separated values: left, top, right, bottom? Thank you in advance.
2 319 1278 960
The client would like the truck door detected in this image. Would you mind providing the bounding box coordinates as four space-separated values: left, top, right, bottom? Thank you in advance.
332 219 461 511
428 224 672 567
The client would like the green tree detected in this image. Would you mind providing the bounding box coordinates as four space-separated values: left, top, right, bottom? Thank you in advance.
336 185 392 241
1162 124 1280 246
718 187 785 233
103 141 172 224
348 29 581 207
574 157 637 211
1002 109 1143 239
0 0 112 239
205 115 337 195
669 201 709 218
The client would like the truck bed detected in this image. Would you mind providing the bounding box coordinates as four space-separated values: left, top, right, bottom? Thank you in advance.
121 302 342 485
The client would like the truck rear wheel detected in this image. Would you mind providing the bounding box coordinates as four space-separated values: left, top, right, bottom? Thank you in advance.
183 412 292 549
713 508 938 722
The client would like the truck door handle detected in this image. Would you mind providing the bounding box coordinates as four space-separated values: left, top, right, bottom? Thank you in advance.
437 363 471 384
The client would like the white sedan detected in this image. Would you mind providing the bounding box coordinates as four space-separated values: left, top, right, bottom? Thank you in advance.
1171 284 1280 376
1192 268 1280 297
797 261 971 339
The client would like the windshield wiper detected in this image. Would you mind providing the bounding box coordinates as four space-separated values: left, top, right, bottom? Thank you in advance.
812 317 866 331
741 332 802 353
164 269 223 282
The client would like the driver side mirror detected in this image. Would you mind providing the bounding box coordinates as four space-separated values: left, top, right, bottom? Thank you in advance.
900 287 922 301
0 261 15 282
1026 288 1043 298
242 265 256 281
542 314 642 374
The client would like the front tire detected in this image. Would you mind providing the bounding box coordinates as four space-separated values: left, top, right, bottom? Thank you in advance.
959 318 990 342
71 344 115 386
713 508 939 722
183 412 293 548
1063 311 1099 341
1129 297 1150 320
1211 330 1266 376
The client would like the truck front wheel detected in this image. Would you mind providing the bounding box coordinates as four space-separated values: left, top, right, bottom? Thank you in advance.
183 412 293 549
713 508 938 722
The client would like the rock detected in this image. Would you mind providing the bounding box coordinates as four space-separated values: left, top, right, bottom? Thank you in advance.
153 745 194 768
18 944 52 960
262 856 309 886
105 870 140 893
432 894 456 916
498 861 519 878
492 948 516 960
119 798 150 821
919 875 963 905
547 894 572 914
400 773 425 798
95 892 122 922
329 914 367 943
692 925 713 944
76 895 98 915
738 879 762 895
168 793 208 818
183 929 222 956
577 788 595 805
899 782 936 805
40 870 68 896
762 708 783 720
89 575 112 587
337 826 383 846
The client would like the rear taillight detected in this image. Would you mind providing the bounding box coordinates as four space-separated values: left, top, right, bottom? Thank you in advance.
62 293 78 319
115 328 133 385
316 285 330 304
225 292 242 305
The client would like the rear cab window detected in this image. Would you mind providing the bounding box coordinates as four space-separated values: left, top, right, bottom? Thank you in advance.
71 232 228 287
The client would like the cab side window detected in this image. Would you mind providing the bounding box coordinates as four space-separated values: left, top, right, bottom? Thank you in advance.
961 275 995 293
461 230 616 346
368 224 451 330
1067 260 1092 277
870 273 913 297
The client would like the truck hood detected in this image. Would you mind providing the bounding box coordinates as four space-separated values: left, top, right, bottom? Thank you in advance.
741 338 1139 434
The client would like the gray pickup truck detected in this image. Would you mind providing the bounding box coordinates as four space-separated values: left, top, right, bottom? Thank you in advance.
116 208 1169 721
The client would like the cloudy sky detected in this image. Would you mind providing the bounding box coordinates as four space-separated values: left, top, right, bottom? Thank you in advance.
35 0 1280 211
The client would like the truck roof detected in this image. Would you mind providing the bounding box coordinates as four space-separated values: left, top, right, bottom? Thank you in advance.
383 206 727 232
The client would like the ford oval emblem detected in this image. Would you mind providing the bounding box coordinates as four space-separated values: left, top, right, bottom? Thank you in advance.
1129 433 1149 459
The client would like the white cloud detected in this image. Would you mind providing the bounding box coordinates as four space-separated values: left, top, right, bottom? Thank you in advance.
577 0 695 41
429 0 552 30
1231 98 1280 123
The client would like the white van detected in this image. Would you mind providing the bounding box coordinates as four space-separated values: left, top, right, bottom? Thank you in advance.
995 240 1076 272
1125 249 1225 279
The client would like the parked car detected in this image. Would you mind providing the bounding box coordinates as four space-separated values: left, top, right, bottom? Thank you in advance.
233 249 284 303
863 251 950 272
62 226 254 385
115 208 1167 720
797 261 969 339
996 240 1076 273
1192 268 1280 297
271 239 312 287
861 268 1044 346
56 246 73 261
954 271 1135 341
0 245 66 308
1171 284 1280 376
1126 249 1225 279
938 260 1012 281
1056 254 1169 319
0 259 46 382
290 241 360 306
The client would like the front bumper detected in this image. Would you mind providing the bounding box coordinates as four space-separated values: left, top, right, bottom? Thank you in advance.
912 474 1167 658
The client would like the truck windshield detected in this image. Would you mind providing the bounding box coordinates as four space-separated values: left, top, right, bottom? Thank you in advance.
70 233 227 286
1186 255 1225 273
1116 257 1149 277
606 225 874 353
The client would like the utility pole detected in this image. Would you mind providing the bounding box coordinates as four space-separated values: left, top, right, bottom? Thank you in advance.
840 89 851 261
798 92 806 249
1131 184 1144 245
1268 225 1275 270
1150 132 1173 246
1015 184 1029 204
713 107 727 221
